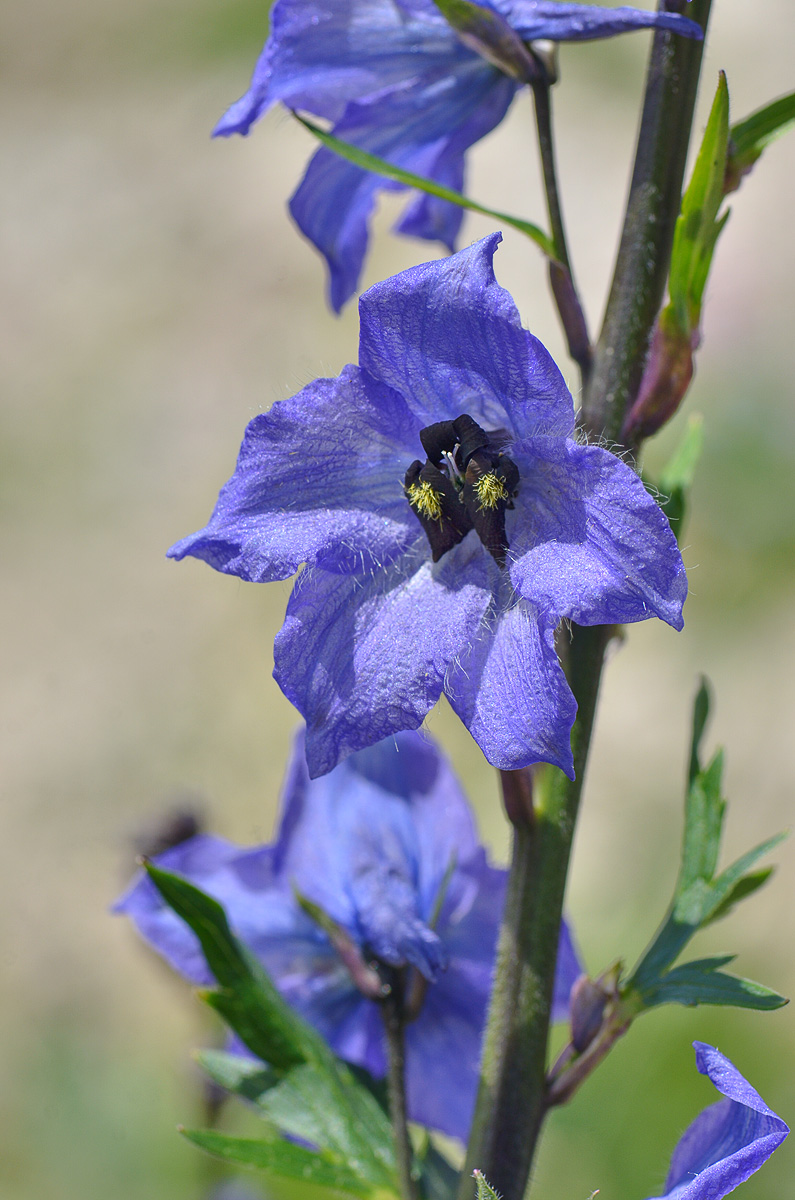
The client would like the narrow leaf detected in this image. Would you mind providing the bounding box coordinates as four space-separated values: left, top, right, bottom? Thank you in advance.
687 677 711 785
727 90 795 190
701 831 788 923
645 961 787 1011
292 112 557 260
668 73 730 330
180 1129 393 1198
145 863 308 1069
147 867 397 1187
677 750 725 901
702 867 775 926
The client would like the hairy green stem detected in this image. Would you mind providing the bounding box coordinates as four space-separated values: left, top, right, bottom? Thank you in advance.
583 0 713 443
381 977 419 1200
461 10 713 1196
531 80 592 386
459 626 610 1200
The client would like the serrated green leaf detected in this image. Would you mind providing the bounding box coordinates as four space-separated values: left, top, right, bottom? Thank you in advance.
146 863 309 1069
181 1129 396 1199
292 113 556 260
644 959 787 1011
702 867 775 926
728 90 795 187
668 73 730 331
626 686 786 1006
198 1050 394 1178
146 867 398 1189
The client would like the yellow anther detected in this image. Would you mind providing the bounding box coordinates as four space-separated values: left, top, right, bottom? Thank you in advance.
473 471 509 511
407 480 444 522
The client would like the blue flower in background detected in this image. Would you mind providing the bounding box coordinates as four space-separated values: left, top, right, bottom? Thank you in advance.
214 0 702 310
646 1042 788 1199
169 236 687 777
115 728 582 1139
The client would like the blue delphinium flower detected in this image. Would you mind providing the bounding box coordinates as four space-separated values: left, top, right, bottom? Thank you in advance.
115 727 582 1140
646 1042 788 1199
169 235 687 778
214 0 702 310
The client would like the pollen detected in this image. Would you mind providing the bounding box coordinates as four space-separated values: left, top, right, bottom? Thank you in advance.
407 479 444 522
473 471 510 511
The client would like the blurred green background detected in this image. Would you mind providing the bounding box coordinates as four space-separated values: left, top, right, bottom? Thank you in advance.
2 0 794 1196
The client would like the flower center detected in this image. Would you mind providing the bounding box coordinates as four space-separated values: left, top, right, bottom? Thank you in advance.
404 414 519 566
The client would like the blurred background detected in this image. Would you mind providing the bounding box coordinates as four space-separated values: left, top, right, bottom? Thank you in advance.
2 0 794 1196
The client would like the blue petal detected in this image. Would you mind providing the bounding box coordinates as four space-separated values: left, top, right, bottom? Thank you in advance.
290 63 515 311
508 438 687 629
646 1043 788 1200
114 835 289 985
445 592 577 776
358 234 575 437
273 539 493 777
498 1 703 42
406 854 579 1138
167 366 420 579
272 730 463 977
214 0 461 136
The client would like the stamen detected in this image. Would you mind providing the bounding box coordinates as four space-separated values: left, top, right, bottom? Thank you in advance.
474 470 510 511
407 479 444 522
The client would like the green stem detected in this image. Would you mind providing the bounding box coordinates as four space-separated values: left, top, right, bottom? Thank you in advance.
583 0 713 443
458 625 610 1200
531 80 592 386
381 976 419 1200
460 12 714 1197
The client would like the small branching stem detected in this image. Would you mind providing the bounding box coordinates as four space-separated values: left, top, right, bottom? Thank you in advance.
381 974 419 1200
531 79 592 387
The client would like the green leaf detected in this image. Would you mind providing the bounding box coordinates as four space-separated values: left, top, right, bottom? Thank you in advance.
197 1050 394 1176
728 90 795 188
145 863 308 1070
146 866 398 1190
626 687 786 1006
432 0 539 82
292 113 556 260
702 867 775 926
668 72 730 332
655 414 704 542
700 832 788 921
181 1129 397 1199
677 748 725 904
687 674 711 785
472 1171 502 1200
645 958 787 1011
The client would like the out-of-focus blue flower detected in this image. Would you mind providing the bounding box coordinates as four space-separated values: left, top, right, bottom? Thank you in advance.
169 236 686 777
115 728 582 1140
214 0 702 310
646 1042 789 1200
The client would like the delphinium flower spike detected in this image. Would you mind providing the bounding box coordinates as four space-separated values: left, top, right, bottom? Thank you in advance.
645 1043 788 1199
169 235 687 777
214 0 703 310
116 727 582 1140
